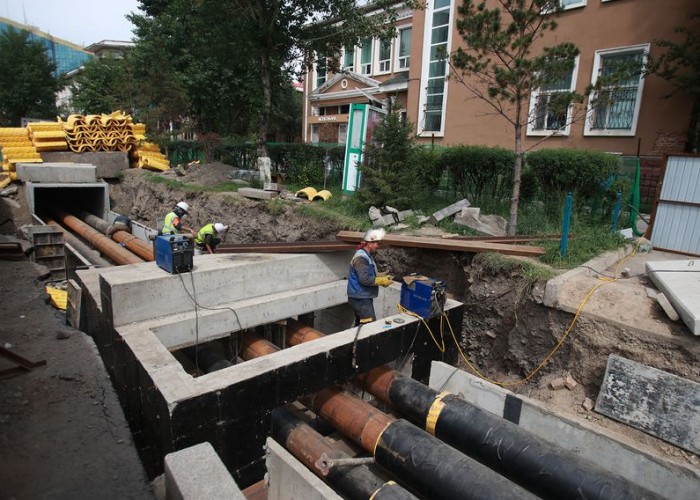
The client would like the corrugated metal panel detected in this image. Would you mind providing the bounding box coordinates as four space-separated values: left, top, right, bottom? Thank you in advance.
651 156 700 255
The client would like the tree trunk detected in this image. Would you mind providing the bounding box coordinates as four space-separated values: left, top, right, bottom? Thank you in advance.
256 49 272 184
508 115 524 236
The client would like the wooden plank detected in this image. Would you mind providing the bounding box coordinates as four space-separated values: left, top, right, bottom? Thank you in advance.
595 355 700 455
335 231 545 257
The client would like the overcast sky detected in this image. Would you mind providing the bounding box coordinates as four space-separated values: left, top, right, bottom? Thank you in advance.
1 0 141 47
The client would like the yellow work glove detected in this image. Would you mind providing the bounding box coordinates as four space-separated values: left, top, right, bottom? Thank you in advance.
374 276 393 287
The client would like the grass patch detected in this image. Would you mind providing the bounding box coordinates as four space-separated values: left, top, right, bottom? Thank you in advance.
480 252 557 282
145 174 241 193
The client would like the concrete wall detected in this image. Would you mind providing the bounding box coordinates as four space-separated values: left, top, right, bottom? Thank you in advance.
41 151 129 179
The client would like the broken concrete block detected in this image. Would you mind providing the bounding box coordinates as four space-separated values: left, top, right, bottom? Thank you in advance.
485 330 497 339
429 199 470 224
582 398 594 411
368 206 382 221
453 207 507 236
0 185 18 196
656 293 680 321
264 182 279 191
565 375 578 390
645 287 659 299
550 378 566 390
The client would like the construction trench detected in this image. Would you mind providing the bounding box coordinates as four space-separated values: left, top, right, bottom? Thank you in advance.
12 172 699 500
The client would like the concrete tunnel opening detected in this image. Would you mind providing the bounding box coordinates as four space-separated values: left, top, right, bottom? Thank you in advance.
25 182 110 221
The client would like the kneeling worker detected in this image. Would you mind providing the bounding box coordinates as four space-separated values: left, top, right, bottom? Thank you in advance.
347 228 393 325
195 222 229 254
163 201 195 236
107 214 133 236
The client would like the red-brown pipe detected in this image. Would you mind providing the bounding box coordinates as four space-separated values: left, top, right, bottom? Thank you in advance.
78 211 154 261
55 211 144 265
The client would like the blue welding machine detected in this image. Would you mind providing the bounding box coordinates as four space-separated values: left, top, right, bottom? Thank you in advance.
154 235 194 274
400 277 447 319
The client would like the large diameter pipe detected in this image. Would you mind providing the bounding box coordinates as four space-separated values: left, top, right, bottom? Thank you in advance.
79 211 154 261
272 406 418 500
45 219 111 267
286 321 661 500
238 331 536 500
54 211 144 265
362 366 662 500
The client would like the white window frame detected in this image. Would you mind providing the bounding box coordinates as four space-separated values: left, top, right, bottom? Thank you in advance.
375 38 392 75
584 43 649 137
527 56 579 137
359 38 373 76
395 26 412 72
417 0 453 137
342 47 355 72
560 0 587 10
313 54 327 90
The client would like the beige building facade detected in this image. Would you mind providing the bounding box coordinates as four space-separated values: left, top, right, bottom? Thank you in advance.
302 0 697 157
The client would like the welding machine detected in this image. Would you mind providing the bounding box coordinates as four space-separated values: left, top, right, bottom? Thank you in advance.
400 277 446 319
154 235 194 274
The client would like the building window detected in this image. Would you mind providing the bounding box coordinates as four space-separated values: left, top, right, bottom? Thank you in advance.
419 0 451 134
343 47 354 72
376 39 392 74
310 124 320 144
585 44 649 136
360 38 373 75
527 56 579 136
560 0 586 9
397 27 412 70
315 54 327 89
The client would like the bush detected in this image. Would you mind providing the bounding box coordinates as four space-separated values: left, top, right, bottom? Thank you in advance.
526 148 621 202
437 145 515 203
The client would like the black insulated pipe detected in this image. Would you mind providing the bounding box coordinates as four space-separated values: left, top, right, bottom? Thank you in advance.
272 407 419 500
375 419 537 500
181 346 232 373
386 375 662 500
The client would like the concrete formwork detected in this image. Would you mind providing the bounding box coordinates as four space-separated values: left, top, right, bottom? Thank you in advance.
76 252 462 486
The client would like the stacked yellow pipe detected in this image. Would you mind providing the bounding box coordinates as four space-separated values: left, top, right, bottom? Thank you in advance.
62 111 138 153
0 128 42 186
130 141 170 172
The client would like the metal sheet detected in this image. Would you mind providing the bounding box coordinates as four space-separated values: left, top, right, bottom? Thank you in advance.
651 156 700 255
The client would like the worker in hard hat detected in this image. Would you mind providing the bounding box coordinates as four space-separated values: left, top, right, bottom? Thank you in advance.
195 222 229 254
162 201 195 236
347 228 393 325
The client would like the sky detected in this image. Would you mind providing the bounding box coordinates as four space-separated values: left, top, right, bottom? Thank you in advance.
1 0 141 47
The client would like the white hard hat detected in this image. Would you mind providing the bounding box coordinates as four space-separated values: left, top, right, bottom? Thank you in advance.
176 201 189 213
363 228 386 242
214 223 227 232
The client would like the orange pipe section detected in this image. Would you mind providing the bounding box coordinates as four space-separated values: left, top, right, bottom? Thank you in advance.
111 231 154 261
55 211 144 265
238 328 393 454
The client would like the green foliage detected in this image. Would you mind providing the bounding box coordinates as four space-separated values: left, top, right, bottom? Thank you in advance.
479 252 557 282
69 57 136 115
265 199 287 216
356 111 425 210
0 28 60 125
438 145 514 204
526 148 621 201
166 140 203 164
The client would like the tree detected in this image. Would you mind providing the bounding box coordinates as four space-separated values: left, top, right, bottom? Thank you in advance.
450 0 580 235
646 17 700 152
69 57 137 115
0 27 60 126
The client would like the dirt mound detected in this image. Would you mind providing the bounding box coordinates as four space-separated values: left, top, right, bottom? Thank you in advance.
171 161 235 186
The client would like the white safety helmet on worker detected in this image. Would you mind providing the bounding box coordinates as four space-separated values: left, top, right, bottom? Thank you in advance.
214 223 228 233
363 228 386 242
176 201 190 213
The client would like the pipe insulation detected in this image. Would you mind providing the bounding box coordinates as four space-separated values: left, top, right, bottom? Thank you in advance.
238 331 537 500
54 211 144 265
284 320 660 500
361 367 663 500
78 211 154 261
272 406 418 500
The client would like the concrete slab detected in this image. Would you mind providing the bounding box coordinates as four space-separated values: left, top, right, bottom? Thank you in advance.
429 361 700 500
99 252 352 326
16 163 97 183
41 151 129 178
646 259 700 335
238 187 278 200
265 438 342 500
165 442 245 500
596 355 700 455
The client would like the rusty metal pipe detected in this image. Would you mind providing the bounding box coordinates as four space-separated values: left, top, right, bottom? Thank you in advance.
239 330 536 499
78 211 154 261
44 219 111 267
54 211 144 265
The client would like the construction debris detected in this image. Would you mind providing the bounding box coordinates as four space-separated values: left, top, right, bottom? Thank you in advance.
656 293 680 321
454 207 508 236
428 198 470 224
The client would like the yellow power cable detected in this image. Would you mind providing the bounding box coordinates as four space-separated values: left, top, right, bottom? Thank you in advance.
443 241 641 388
396 303 445 353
